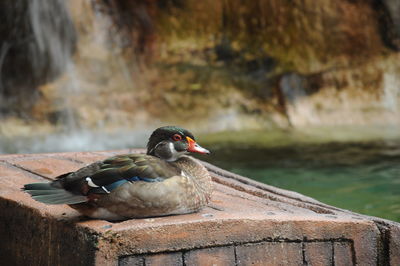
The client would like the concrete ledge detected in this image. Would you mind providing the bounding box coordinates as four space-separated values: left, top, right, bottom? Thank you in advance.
0 150 399 265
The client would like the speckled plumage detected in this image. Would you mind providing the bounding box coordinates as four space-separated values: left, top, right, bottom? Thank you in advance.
76 155 212 220
24 126 213 221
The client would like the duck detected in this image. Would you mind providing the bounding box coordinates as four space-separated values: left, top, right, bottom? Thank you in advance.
23 126 213 221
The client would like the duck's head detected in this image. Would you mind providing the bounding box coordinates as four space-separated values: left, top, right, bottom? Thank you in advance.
147 126 210 161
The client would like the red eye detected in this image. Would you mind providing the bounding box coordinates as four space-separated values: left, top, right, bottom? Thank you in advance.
172 134 182 141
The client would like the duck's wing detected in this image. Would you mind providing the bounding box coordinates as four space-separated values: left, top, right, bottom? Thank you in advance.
24 154 181 204
61 154 181 195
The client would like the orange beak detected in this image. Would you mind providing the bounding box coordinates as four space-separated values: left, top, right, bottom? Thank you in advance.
186 137 210 154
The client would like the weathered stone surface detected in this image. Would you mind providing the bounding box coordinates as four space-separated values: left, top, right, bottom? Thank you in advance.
119 252 184 266
304 242 333 266
0 150 399 266
334 242 354 266
184 246 235 266
118 256 144 266
145 253 183 266
389 225 400 265
236 242 303 266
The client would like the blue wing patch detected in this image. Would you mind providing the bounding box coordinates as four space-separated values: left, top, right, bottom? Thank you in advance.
89 176 164 194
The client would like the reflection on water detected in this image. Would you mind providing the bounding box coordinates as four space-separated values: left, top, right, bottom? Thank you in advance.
202 140 400 222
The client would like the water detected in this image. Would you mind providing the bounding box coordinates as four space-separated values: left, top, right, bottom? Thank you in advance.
202 139 400 222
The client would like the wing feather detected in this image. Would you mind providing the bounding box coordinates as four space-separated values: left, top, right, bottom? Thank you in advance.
58 154 182 195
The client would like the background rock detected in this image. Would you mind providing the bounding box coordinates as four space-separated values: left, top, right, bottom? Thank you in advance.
0 0 399 131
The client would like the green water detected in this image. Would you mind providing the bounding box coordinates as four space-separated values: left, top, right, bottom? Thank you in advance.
200 130 400 222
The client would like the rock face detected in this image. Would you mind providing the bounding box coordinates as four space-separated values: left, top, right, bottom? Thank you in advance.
0 150 399 265
1 0 400 131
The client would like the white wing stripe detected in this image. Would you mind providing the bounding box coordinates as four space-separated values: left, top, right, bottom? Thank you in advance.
85 177 99 187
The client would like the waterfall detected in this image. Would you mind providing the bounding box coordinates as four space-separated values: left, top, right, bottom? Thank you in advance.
382 67 400 113
30 0 150 130
28 0 76 81
0 0 76 114
0 0 155 153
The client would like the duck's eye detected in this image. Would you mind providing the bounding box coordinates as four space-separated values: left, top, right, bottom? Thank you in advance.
172 134 182 141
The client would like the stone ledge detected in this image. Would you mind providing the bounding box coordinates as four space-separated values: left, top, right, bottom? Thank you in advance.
0 150 399 265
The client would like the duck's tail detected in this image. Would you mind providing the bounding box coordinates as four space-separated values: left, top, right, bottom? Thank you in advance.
23 182 88 205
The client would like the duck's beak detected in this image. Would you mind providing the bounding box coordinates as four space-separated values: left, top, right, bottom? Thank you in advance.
186 137 210 154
